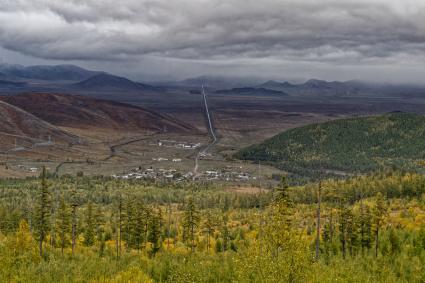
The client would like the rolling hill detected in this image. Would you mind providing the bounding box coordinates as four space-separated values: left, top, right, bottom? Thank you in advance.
0 93 197 134
260 80 297 89
176 75 264 88
235 113 425 176
0 100 79 151
257 79 363 96
0 80 27 89
73 73 156 91
0 64 99 81
215 87 288 96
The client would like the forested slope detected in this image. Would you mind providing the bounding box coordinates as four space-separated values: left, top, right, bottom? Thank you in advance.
235 113 425 176
0 171 424 282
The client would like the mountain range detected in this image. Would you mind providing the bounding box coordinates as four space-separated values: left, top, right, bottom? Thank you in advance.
0 63 99 81
255 79 425 97
0 63 158 93
257 79 370 96
1 63 425 98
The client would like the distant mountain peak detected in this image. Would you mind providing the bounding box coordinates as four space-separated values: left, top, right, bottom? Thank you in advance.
73 73 155 91
261 80 295 88
304 79 329 87
0 63 99 81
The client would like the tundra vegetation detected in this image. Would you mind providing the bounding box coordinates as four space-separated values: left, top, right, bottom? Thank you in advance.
0 169 424 282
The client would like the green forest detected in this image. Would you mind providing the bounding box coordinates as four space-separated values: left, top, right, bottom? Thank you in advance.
235 113 425 178
0 168 424 282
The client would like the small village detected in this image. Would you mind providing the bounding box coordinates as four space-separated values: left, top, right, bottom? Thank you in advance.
113 166 255 183
149 139 201 150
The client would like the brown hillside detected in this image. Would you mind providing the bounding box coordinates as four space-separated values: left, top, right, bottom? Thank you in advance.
0 100 78 151
0 93 198 134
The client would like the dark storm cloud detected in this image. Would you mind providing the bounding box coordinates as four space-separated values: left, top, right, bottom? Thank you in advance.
1 0 425 63
1 0 425 83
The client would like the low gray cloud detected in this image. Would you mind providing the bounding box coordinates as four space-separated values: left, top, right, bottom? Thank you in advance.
1 0 425 81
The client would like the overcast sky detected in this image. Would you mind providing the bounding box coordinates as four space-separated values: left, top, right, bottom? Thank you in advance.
1 0 425 83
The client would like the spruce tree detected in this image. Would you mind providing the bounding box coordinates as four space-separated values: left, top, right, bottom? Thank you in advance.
373 192 388 257
113 194 124 259
275 176 290 204
202 210 216 252
264 176 293 256
166 199 172 250
94 205 105 255
346 208 359 256
57 197 70 254
339 202 350 259
83 202 95 246
143 205 152 250
34 166 51 257
133 200 147 251
322 209 335 258
70 188 78 256
182 197 200 252
315 181 322 260
148 208 162 256
122 197 134 250
359 204 373 253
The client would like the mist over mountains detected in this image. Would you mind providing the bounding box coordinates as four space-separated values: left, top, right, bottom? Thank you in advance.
0 63 99 81
0 63 424 99
72 73 158 91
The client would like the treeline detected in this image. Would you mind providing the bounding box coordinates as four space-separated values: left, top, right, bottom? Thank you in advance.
291 170 425 204
1 168 261 258
0 174 271 234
